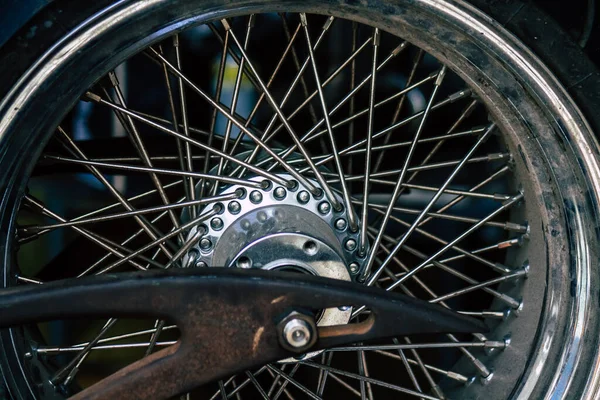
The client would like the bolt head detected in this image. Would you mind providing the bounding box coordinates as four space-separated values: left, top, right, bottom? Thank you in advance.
335 218 347 231
274 187 287 200
236 256 252 269
345 238 357 252
195 261 208 268
228 201 241 214
250 190 263 204
297 190 310 204
318 201 331 215
210 217 224 231
199 238 213 251
349 262 360 274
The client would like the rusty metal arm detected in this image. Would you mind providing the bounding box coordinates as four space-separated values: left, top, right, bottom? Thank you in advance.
0 268 487 399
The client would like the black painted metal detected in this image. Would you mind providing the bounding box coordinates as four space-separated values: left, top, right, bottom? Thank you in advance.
0 268 486 399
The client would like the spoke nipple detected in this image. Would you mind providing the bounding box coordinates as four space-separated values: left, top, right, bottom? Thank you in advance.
250 190 263 204
322 16 335 31
199 238 213 252
373 28 381 46
24 351 33 359
83 91 101 103
297 190 310 204
503 308 512 320
210 217 224 231
480 371 494 385
349 262 360 274
299 13 308 26
236 256 252 269
435 66 448 86
274 187 287 200
345 239 357 252
335 218 347 231
221 19 231 31
521 261 530 278
515 299 524 315
228 201 241 214
502 334 512 350
318 201 331 215
465 376 477 387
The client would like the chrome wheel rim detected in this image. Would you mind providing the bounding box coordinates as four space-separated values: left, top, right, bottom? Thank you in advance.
1 1 599 399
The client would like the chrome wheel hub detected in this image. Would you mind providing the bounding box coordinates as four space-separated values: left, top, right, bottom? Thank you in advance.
183 174 367 278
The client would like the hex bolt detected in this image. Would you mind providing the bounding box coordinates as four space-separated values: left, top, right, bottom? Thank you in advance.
210 217 224 231
335 218 347 231
283 319 312 349
250 190 263 204
199 238 213 251
318 201 331 215
297 190 310 204
236 256 252 269
274 186 287 200
345 238 357 252
228 201 241 215
349 262 360 274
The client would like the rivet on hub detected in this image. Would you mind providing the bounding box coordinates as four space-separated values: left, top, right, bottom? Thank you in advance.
335 218 347 231
200 238 213 251
349 262 360 274
195 261 208 268
318 201 331 215
297 190 310 204
250 190 263 204
228 201 241 214
345 238 357 252
274 187 287 200
210 217 224 231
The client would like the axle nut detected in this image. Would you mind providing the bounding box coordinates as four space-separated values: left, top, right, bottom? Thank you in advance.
277 311 318 353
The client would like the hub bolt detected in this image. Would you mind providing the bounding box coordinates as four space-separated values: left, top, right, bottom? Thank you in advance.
335 218 347 231
318 201 331 215
236 256 252 269
210 217 224 231
349 262 360 274
345 238 357 252
297 190 310 204
282 318 312 350
250 190 263 204
195 261 208 268
228 201 241 214
200 238 213 251
274 187 287 200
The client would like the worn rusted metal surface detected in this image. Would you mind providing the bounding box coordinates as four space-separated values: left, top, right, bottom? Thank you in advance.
0 268 486 399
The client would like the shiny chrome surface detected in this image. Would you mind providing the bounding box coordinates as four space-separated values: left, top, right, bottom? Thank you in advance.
0 0 598 399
